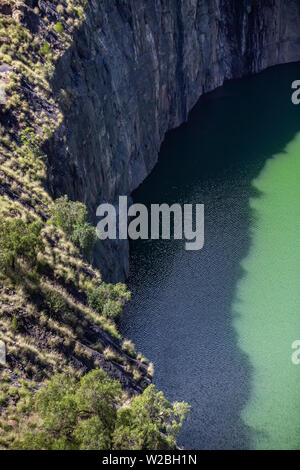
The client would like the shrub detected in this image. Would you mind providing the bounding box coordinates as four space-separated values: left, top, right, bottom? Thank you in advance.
137 353 148 364
8 386 18 397
86 285 107 313
102 299 122 319
113 385 190 450
45 291 68 316
1 372 11 383
50 196 86 236
0 218 43 273
54 22 64 34
12 370 122 450
122 339 135 357
103 347 118 362
109 283 131 303
132 368 141 382
0 391 7 406
11 370 189 450
17 128 45 173
50 196 96 255
70 222 96 256
87 282 130 319
41 42 51 55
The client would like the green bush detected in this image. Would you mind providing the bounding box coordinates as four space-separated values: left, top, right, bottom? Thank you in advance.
45 291 68 316
86 284 107 313
87 283 129 319
12 370 121 450
41 42 51 56
50 196 86 236
50 196 96 255
70 222 96 255
0 218 43 273
102 299 122 319
11 370 189 450
8 386 19 397
17 128 46 174
113 385 189 450
54 22 64 34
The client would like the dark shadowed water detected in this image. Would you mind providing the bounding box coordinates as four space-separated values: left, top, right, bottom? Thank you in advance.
119 62 300 449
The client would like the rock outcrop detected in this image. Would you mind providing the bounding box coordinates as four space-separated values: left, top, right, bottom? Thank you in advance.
46 0 300 281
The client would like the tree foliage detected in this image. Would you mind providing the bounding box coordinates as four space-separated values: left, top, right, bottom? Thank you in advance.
113 385 189 450
54 22 64 34
86 282 130 319
12 370 189 450
50 196 96 255
70 221 97 255
0 217 42 273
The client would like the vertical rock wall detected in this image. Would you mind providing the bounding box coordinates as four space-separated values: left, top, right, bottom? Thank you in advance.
46 0 300 281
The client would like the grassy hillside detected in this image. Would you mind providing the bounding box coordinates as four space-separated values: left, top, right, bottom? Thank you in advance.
0 1 188 450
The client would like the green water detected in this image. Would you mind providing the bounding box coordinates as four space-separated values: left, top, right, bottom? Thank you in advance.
120 62 300 449
234 134 300 449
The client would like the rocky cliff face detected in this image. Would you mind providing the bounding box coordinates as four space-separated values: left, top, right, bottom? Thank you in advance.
46 0 300 281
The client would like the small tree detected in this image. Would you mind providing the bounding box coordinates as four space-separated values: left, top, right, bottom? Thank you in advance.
86 284 107 313
87 282 130 319
12 371 189 450
54 22 64 34
113 385 190 450
102 299 122 319
12 370 122 450
0 217 42 273
70 222 96 255
50 196 96 255
50 196 87 236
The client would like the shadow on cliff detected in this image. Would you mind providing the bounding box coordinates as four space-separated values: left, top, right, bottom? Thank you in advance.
43 3 139 282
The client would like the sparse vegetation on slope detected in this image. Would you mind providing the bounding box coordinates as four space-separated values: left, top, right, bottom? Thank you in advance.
8 369 189 450
0 0 189 450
